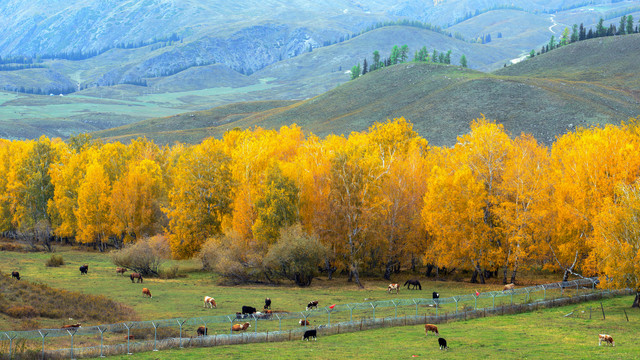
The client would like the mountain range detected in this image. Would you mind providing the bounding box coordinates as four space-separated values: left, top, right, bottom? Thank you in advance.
0 0 639 141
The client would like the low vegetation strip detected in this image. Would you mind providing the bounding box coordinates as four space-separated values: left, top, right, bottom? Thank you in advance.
0 271 137 326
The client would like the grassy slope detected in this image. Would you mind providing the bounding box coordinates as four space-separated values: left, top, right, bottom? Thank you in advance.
93 33 640 147
103 295 640 360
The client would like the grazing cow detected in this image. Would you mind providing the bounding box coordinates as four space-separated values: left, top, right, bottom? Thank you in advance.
79 264 88 275
116 267 127 275
425 324 439 335
404 279 422 290
197 326 207 336
299 319 311 326
503 283 515 291
130 273 143 283
242 305 257 314
303 329 317 341
306 300 319 311
387 283 399 294
61 323 81 329
598 334 615 346
231 322 251 332
433 292 439 299
142 288 152 298
438 337 448 350
11 271 20 280
204 296 217 308
236 312 248 319
264 297 271 310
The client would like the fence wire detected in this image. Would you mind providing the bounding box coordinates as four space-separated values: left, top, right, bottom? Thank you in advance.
1 277 630 359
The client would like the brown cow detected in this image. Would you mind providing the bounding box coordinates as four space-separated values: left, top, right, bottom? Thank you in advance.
425 324 439 335
503 283 515 291
62 323 82 329
130 273 143 283
142 288 152 298
204 296 217 308
599 334 615 346
231 322 251 332
299 319 311 326
116 267 127 275
11 271 20 280
387 283 399 294
197 326 208 336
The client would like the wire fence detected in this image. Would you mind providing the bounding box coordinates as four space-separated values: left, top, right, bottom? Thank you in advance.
0 277 632 359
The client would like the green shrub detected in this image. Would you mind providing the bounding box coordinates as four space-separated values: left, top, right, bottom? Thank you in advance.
45 254 64 267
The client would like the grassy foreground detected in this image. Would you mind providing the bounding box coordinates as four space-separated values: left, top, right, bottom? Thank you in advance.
102 295 640 360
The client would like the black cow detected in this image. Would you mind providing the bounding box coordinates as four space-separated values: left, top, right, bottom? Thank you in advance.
433 292 439 299
11 271 20 280
79 264 88 275
264 297 271 310
306 300 319 311
242 305 257 314
197 326 207 336
302 329 317 341
438 337 448 350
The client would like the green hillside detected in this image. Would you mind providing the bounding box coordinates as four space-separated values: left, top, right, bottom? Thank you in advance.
495 33 640 92
92 100 297 144
95 34 640 146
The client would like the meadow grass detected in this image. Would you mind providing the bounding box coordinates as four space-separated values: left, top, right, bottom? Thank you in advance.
100 295 640 360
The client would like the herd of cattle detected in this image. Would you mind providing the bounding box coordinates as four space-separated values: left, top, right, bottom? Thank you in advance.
8 267 618 349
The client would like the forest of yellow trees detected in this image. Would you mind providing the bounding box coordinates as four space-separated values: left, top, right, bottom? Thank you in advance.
1 116 639 292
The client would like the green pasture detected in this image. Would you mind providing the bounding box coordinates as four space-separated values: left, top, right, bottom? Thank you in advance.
100 295 640 360
1 245 638 359
2 245 565 331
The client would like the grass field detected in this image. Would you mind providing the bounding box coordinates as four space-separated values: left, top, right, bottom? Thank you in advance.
98 295 640 360
1 244 639 359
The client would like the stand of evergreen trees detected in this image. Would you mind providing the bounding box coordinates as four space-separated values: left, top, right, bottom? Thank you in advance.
533 15 639 57
350 44 465 80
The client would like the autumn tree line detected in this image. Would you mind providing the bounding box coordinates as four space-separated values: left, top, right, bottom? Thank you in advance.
1 117 640 296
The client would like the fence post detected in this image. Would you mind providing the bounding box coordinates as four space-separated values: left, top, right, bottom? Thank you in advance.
391 300 397 318
525 288 531 303
38 330 48 360
473 294 478 310
275 314 282 331
97 326 107 358
347 304 354 322
413 299 418 316
543 286 546 300
510 291 514 305
227 316 234 335
123 323 133 355
325 308 331 325
5 332 17 360
66 328 78 360
453 296 460 314
253 314 257 333
370 302 376 319
152 321 160 351
176 319 186 348
435 300 438 317
491 292 496 309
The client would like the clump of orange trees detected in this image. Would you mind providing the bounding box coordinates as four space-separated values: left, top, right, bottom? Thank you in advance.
1 117 640 297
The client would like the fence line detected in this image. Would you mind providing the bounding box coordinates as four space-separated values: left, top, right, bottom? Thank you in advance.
1 278 631 359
